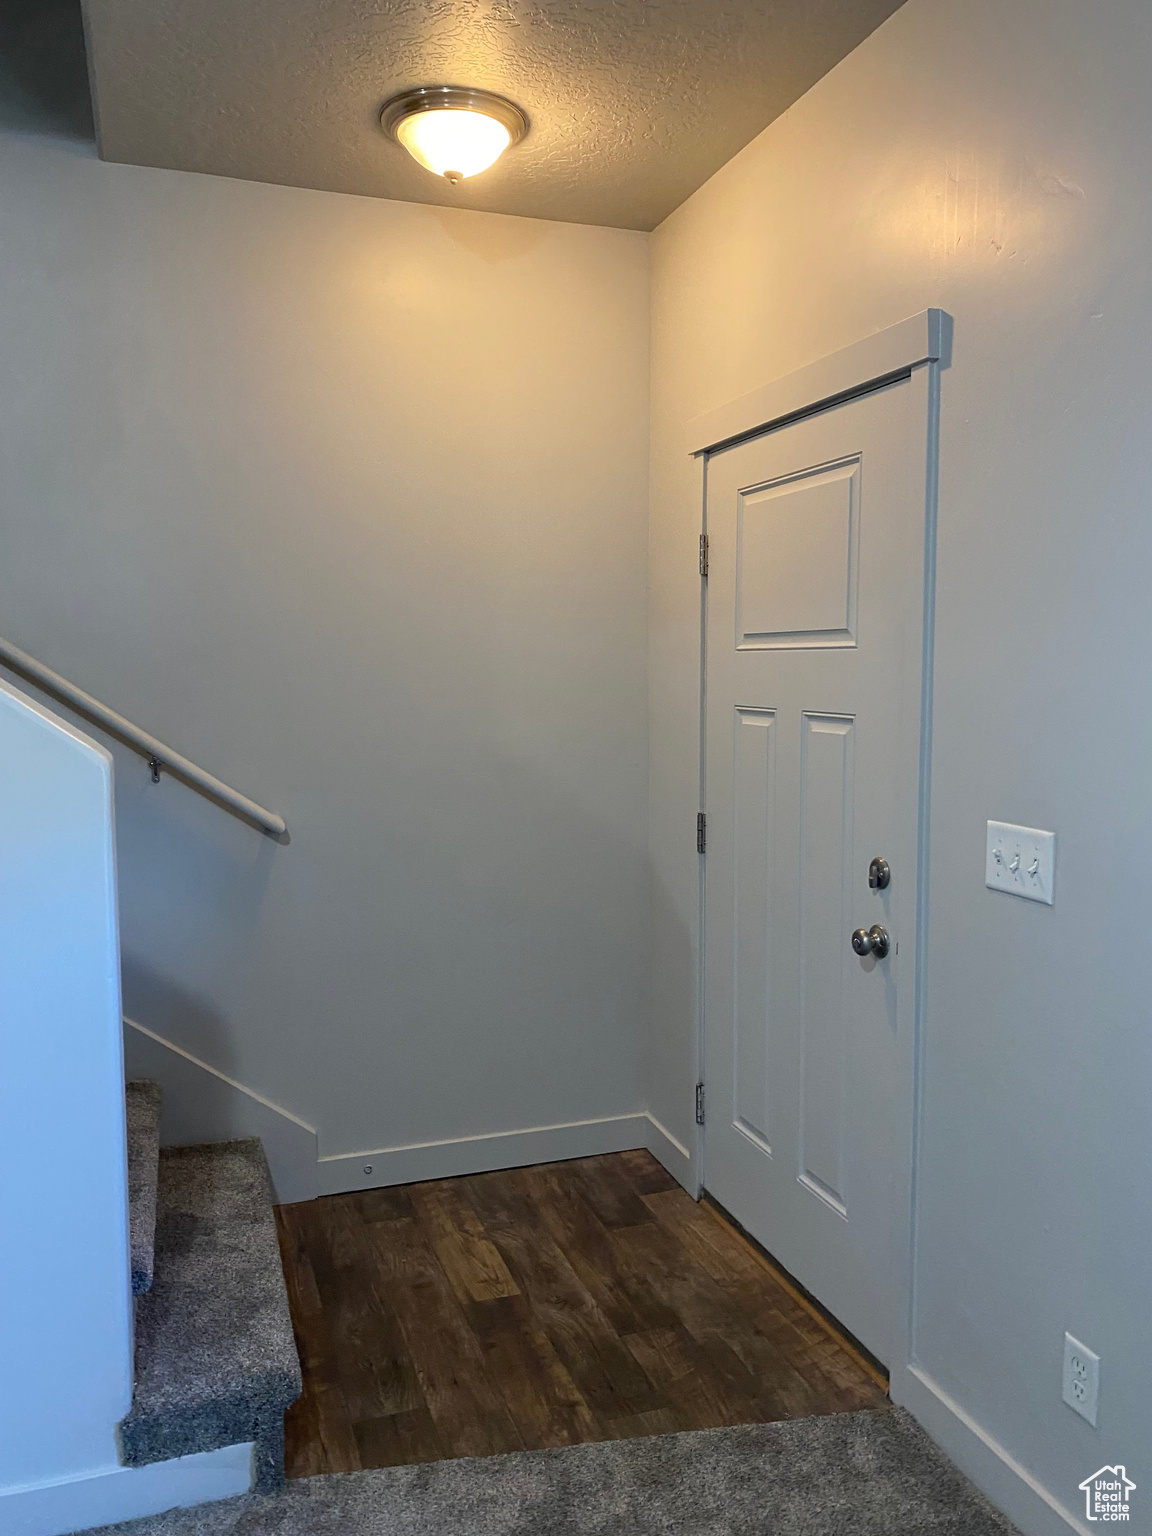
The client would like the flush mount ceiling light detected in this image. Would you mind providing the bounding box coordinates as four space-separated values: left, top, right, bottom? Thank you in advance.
381 87 528 185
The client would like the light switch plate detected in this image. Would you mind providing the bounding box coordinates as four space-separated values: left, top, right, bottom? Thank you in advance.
986 821 1055 904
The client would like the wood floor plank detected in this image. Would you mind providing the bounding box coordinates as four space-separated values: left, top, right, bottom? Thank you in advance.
276 1151 890 1478
624 1325 761 1430
353 1404 448 1468
642 1187 779 1289
599 1406 683 1440
286 1378 364 1476
467 1293 602 1449
367 1214 526 1460
301 1378 366 1475
282 1387 327 1478
353 1185 416 1224
407 1178 489 1243
638 1189 884 1411
608 1217 827 1421
699 1200 890 1394
463 1169 666 1422
564 1155 655 1229
275 1205 332 1384
615 1147 682 1196
301 1199 423 1422
432 1231 522 1306
408 1177 522 1305
276 1206 364 1476
521 1162 678 1337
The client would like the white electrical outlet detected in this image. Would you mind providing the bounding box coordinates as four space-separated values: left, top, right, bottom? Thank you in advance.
1063 1332 1100 1427
986 820 1055 904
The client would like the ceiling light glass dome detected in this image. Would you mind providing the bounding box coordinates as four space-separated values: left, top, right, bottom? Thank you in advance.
381 87 528 184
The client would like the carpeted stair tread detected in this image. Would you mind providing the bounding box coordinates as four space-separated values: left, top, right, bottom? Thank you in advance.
118 1138 302 1489
125 1079 162 1296
82 1407 1017 1535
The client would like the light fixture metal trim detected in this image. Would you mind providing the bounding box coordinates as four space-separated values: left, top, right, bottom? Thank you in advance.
380 85 528 152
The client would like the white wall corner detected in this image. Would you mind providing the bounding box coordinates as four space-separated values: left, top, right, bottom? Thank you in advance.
644 1112 696 1194
122 1019 318 1204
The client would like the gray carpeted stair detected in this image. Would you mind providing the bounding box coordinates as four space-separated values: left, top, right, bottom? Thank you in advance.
117 1138 302 1490
126 1079 162 1295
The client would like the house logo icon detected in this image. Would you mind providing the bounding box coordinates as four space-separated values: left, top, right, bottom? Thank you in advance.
1079 1466 1136 1522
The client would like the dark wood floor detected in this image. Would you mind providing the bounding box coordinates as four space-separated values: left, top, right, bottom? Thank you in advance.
274 1149 888 1476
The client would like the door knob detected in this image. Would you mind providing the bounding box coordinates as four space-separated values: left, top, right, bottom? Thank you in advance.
851 924 890 959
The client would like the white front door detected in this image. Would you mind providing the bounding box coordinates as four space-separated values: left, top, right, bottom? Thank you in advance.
702 372 931 1366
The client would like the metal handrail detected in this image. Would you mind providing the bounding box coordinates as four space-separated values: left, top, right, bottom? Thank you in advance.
0 636 287 839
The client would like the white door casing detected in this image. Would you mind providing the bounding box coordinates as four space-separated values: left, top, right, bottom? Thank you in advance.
692 312 946 1374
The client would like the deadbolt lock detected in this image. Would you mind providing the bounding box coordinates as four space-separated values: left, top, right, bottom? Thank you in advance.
851 924 891 960
868 856 891 890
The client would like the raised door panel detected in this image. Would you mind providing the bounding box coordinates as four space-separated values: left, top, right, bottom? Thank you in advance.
798 712 855 1217
736 458 859 650
731 708 777 1157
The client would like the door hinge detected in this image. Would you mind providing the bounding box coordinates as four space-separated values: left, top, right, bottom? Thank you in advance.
699 533 709 578
696 811 706 854
695 1081 705 1126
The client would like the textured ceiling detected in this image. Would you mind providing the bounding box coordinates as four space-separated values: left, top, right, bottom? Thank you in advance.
80 0 905 231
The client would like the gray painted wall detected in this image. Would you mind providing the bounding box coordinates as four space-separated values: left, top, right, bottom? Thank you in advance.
0 127 650 1182
648 0 1150 1529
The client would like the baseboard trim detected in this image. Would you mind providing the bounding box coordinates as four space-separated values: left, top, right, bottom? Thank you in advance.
120 1026 691 1205
896 1363 1088 1536
0 1442 253 1536
644 1112 694 1191
316 1112 651 1195
123 1019 318 1203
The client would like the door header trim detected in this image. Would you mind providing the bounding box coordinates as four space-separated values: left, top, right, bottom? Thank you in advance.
687 309 951 458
